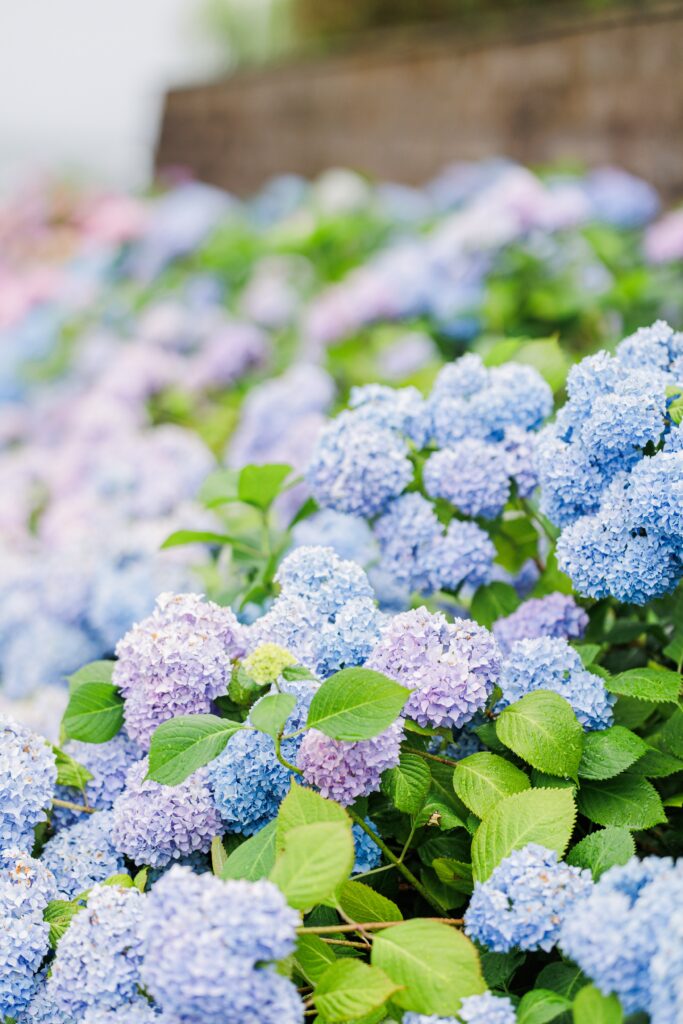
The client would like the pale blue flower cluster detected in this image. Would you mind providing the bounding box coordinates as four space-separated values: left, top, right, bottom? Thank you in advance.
298 719 404 805
402 993 516 1024
0 716 57 851
111 758 222 868
367 607 501 729
53 732 142 828
424 440 511 519
559 856 683 1021
140 866 303 1024
0 851 56 1019
465 844 592 952
291 509 378 567
207 681 317 835
46 884 145 1020
80 1003 162 1023
114 592 248 749
537 321 683 602
498 636 615 731
40 811 124 898
352 819 383 874
249 547 382 678
493 592 588 653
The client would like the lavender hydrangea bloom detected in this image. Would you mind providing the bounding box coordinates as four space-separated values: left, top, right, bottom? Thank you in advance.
559 856 677 1014
111 758 222 868
465 844 593 952
423 441 511 519
306 411 413 517
499 636 615 731
47 885 145 1019
367 608 500 730
114 592 247 749
298 719 404 805
0 716 57 852
140 866 302 1024
53 732 143 828
207 682 316 835
0 851 56 1019
40 811 125 898
493 593 588 653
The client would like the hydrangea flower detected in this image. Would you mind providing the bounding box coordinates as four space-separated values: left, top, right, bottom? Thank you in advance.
242 643 297 685
0 851 56 1019
367 608 501 729
292 509 378 567
111 758 222 868
498 636 615 731
80 1003 161 1023
352 819 383 874
207 682 316 835
465 844 593 952
47 884 145 1019
140 866 302 1024
348 383 431 447
53 732 143 828
493 592 588 653
298 719 404 805
0 716 57 852
458 992 517 1023
423 441 511 519
40 811 124 898
114 592 248 749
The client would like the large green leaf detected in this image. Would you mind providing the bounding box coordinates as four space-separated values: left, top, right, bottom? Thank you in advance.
336 880 402 924
270 822 354 909
472 788 576 881
454 752 530 818
147 714 243 786
67 659 115 694
577 726 648 781
62 683 124 743
517 989 572 1024
250 693 296 739
294 934 336 985
381 753 431 814
606 667 681 704
307 668 409 741
371 920 485 1014
237 463 293 510
470 582 519 629
578 775 667 829
276 781 349 852
628 746 683 777
573 984 623 1024
496 691 583 778
566 827 636 879
314 961 400 1022
221 821 277 881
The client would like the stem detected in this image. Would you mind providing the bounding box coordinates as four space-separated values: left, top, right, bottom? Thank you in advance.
319 937 369 949
348 810 449 916
52 798 96 815
297 918 463 935
274 734 302 775
404 745 460 767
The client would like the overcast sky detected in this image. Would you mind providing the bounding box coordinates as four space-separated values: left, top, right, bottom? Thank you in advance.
0 0 225 192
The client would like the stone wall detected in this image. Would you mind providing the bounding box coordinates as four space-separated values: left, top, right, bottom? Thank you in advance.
156 2 683 197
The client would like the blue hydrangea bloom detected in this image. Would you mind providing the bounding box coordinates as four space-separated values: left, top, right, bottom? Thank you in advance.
40 811 124 899
2 615 101 699
465 844 593 952
207 682 316 835
275 545 374 615
460 992 517 1024
140 866 302 1023
493 593 588 653
650 874 683 1024
352 819 383 874
298 719 404 806
423 441 511 519
373 493 443 595
292 510 378 567
53 732 143 829
17 973 71 1024
47 884 145 1019
0 851 56 1020
111 758 222 868
367 607 500 730
80 1003 161 1023
349 383 431 447
306 410 413 518
427 520 495 593
499 636 615 731
0 716 57 852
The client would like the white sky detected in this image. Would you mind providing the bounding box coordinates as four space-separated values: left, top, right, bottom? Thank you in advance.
0 0 225 192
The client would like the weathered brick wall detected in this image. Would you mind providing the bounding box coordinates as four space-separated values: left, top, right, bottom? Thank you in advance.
156 3 683 197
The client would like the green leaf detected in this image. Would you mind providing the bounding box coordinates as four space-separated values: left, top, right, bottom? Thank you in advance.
629 746 683 777
133 868 148 893
147 715 243 786
470 582 519 630
472 787 576 881
454 752 530 818
211 836 229 876
536 963 590 999
44 898 84 947
161 529 236 549
566 827 636 879
371 920 485 1014
222 821 277 881
432 858 473 896
307 668 409 741
67 659 115 694
578 726 648 781
228 665 265 705
381 754 431 815
198 467 240 507
573 984 623 1024
294 934 336 985
658 708 683 758
496 691 584 778
62 683 124 743
276 781 350 852
250 693 296 738
336 880 402 923
574 644 601 668
517 989 572 1024
270 822 354 909
481 949 525 989
606 667 681 703
238 463 292 509
52 746 93 790
314 961 400 1022
102 873 134 889
578 775 667 829
415 761 467 830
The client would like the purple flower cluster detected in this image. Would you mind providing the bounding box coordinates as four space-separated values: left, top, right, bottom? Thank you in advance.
297 719 404 805
493 592 588 653
53 732 142 828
